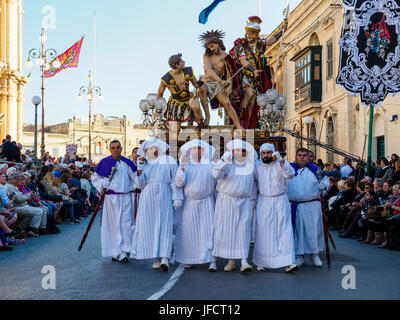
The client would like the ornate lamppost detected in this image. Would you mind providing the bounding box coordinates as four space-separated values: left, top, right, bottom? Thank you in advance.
257 88 287 134
31 96 41 165
26 28 61 161
303 116 313 151
78 70 103 161
139 93 168 136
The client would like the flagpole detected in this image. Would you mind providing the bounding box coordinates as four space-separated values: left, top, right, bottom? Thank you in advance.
93 11 97 119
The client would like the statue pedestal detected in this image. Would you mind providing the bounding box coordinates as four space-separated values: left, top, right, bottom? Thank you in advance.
155 126 287 158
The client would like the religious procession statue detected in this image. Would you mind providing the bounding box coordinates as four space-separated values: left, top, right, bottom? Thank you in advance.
230 16 287 129
153 17 287 134
156 54 208 134
196 30 244 130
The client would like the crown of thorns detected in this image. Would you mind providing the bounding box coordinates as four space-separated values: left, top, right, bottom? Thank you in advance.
199 30 226 46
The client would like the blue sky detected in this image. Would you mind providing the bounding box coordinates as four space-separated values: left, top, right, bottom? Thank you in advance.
22 0 302 126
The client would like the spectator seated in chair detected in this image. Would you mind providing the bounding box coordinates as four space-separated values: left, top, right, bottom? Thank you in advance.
4 172 47 237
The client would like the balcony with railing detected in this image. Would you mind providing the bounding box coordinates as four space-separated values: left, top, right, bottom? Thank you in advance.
291 46 322 111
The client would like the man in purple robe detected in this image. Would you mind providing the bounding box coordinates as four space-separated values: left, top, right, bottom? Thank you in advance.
91 140 137 263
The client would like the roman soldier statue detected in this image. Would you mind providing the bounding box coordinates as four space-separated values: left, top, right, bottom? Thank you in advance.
230 16 286 129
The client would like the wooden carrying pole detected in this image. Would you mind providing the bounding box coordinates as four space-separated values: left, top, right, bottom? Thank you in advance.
78 189 106 251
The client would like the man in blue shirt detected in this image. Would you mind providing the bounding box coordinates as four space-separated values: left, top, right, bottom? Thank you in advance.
326 163 341 179
340 159 354 178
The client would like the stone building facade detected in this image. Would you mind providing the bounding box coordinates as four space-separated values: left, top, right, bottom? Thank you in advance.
265 0 400 163
0 0 27 141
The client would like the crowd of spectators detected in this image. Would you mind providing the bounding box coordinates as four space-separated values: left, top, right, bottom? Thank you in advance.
320 153 400 250
0 135 100 252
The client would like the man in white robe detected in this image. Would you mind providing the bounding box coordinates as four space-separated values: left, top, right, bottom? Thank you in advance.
253 143 299 273
91 140 137 263
287 148 330 267
130 138 183 271
211 139 257 272
174 139 217 271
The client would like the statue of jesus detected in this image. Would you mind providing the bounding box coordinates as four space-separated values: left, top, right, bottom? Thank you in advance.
197 30 244 130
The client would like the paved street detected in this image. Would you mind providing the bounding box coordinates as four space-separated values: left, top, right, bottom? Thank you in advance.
1 215 400 300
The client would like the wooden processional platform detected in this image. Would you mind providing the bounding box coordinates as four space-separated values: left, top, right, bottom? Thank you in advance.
153 125 287 159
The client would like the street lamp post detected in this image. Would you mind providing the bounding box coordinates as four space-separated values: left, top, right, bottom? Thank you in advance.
257 88 287 134
32 96 41 165
139 94 168 136
122 115 127 157
303 116 313 151
78 70 103 161
26 28 61 161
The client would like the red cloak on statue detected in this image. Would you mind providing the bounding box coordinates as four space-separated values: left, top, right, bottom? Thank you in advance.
230 38 273 129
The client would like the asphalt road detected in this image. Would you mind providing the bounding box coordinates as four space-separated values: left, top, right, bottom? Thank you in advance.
1 214 400 300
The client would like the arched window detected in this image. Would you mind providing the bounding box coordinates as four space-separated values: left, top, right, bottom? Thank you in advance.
96 142 101 154
309 33 320 46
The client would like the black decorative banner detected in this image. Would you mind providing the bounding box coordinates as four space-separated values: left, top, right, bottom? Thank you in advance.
337 0 400 105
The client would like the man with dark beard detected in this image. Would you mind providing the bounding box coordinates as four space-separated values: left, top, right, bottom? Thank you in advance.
253 143 299 273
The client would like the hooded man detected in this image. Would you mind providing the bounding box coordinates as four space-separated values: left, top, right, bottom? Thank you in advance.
210 139 257 272
173 139 217 271
130 138 183 271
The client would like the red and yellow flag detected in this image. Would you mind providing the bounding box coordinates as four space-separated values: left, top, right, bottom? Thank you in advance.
43 37 84 78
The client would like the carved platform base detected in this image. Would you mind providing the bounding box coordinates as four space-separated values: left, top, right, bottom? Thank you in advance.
153 126 287 159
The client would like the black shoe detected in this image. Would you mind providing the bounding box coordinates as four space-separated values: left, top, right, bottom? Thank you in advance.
38 228 51 235
14 232 26 239
0 246 14 251
120 257 129 263
73 219 80 224
338 233 352 238
14 227 23 233
26 230 39 238
30 229 40 236
358 236 366 242
285 264 299 273
161 262 169 272
80 214 88 219
5 230 22 237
